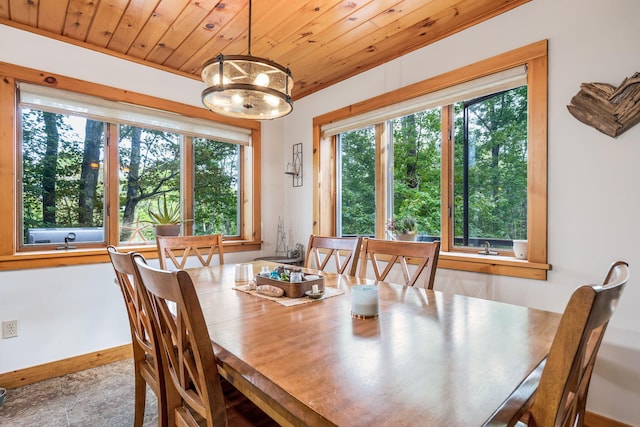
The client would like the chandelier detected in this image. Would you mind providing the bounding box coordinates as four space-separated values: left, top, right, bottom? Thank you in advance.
201 0 294 120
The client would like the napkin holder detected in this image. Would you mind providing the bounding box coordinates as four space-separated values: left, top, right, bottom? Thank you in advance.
255 274 324 298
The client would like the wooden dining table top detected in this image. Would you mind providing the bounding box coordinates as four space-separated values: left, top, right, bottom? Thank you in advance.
187 261 561 427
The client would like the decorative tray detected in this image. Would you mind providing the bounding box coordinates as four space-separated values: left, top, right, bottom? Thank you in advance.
255 274 325 298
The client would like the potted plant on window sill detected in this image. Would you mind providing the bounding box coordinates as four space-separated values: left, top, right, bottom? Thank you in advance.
387 216 418 241
146 195 189 237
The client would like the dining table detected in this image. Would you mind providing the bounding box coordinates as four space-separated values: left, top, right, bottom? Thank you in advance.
186 260 561 427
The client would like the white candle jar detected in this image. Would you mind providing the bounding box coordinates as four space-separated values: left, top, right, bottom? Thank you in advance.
234 263 253 282
351 285 379 319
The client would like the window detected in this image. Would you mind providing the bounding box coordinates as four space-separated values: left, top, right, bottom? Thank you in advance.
117 124 182 245
21 111 106 245
390 109 442 241
337 126 376 236
193 137 241 236
314 41 549 279
453 87 528 249
0 62 261 268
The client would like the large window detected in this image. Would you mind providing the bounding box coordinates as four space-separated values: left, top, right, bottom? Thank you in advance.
0 62 261 268
21 111 106 245
314 41 549 279
338 126 376 236
193 137 240 236
453 87 528 249
117 124 182 245
391 109 442 240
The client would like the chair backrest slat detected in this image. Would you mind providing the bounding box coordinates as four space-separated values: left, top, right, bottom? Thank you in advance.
156 234 224 270
358 238 440 289
305 235 363 276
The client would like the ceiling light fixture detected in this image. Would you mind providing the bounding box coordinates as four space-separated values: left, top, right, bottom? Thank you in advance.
201 0 294 120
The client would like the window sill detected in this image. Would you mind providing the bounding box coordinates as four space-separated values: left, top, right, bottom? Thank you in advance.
438 251 550 280
0 240 262 271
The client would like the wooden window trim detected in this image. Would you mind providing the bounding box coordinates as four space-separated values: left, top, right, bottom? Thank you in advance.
0 61 262 270
312 40 549 280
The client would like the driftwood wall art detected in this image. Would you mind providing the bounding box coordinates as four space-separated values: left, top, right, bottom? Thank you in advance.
567 72 640 138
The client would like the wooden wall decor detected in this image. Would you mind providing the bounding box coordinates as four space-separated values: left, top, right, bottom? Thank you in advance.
567 72 640 138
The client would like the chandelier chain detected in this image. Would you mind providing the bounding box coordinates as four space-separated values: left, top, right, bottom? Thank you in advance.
248 0 252 56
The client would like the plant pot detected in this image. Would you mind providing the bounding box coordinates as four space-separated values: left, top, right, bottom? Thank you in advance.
153 224 181 237
395 232 417 241
512 239 528 260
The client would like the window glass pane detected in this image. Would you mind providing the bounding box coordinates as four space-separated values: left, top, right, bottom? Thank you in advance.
21 109 105 246
453 86 528 249
118 125 181 244
193 137 240 236
391 109 442 240
338 127 376 236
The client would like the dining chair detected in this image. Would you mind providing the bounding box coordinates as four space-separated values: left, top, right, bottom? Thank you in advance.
107 246 167 427
156 234 224 270
358 238 441 289
305 235 363 276
511 260 630 427
132 255 278 427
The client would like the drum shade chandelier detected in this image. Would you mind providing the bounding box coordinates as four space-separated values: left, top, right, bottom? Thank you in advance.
201 0 294 120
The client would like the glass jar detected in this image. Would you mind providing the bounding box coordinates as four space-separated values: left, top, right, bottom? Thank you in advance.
290 269 303 283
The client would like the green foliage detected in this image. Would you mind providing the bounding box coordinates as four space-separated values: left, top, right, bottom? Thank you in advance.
338 86 527 247
21 109 106 242
146 194 181 225
339 127 376 235
386 216 417 234
392 110 442 236
20 109 240 245
193 137 239 236
453 86 528 246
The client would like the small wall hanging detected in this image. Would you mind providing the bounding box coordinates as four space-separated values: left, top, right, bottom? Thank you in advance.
567 72 640 138
285 142 303 187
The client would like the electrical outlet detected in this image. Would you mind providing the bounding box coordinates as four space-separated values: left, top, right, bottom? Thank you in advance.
2 320 18 339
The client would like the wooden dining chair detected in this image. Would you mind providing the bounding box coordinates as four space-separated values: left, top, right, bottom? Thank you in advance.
358 238 441 289
132 255 278 427
156 234 224 270
305 235 363 276
107 246 167 427
511 261 630 427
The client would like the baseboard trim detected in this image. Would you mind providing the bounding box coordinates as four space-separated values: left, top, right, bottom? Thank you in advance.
585 411 632 427
0 344 132 389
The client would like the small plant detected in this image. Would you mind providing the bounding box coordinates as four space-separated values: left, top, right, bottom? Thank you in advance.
386 216 417 234
147 194 182 225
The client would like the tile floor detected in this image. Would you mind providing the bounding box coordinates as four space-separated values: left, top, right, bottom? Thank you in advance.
0 359 158 427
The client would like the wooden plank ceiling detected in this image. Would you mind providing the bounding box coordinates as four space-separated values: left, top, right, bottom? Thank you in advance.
0 0 530 100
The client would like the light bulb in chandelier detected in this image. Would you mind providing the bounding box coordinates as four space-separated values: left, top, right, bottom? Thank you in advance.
254 72 270 87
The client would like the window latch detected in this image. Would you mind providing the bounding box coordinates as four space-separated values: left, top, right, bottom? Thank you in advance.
56 233 78 250
478 241 498 255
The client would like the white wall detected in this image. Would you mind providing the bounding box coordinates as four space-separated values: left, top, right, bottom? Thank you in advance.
0 25 283 371
277 0 640 424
